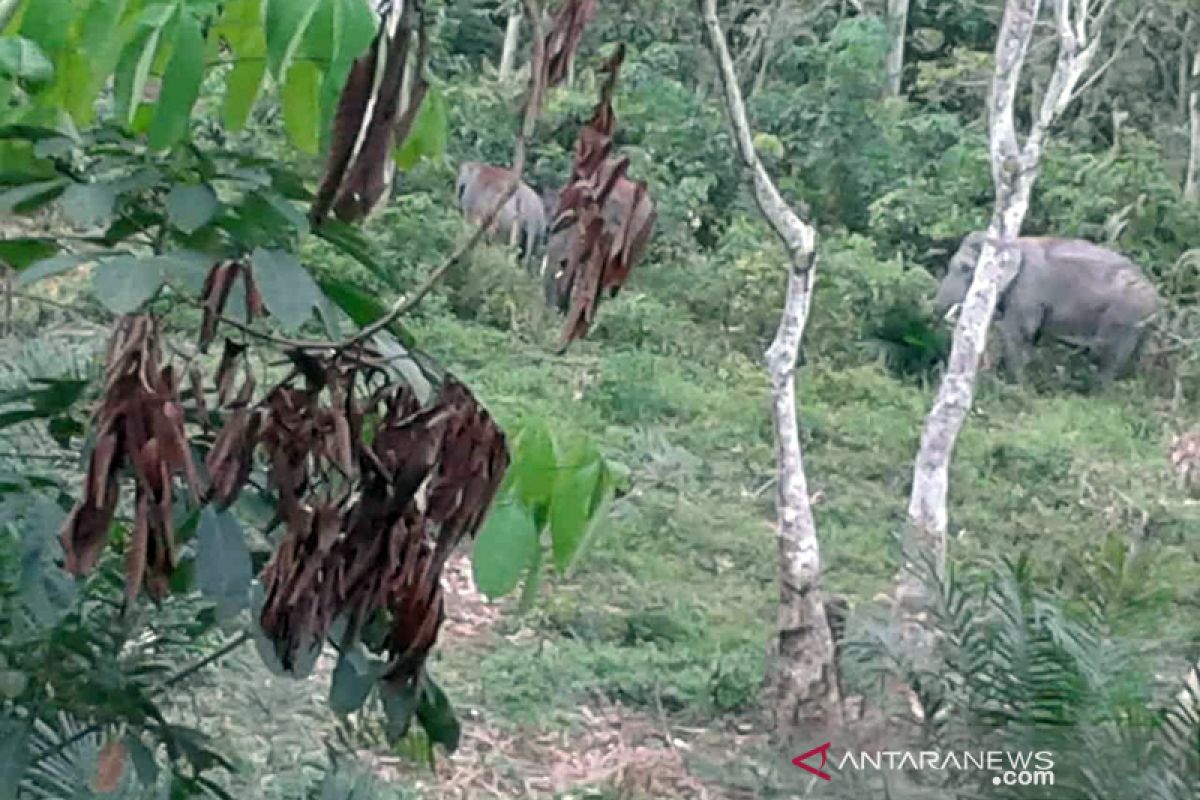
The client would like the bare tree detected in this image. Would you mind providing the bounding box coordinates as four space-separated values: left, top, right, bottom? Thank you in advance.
1186 46 1200 201
884 0 910 96
699 0 843 729
900 0 1112 616
499 1 523 82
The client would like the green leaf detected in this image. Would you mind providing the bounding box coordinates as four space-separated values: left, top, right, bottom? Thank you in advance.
195 506 252 619
472 500 538 599
549 459 608 573
513 419 557 509
217 0 267 130
15 253 89 287
71 0 134 125
281 59 321 153
416 673 461 753
92 255 166 313
148 11 204 149
125 736 159 787
0 714 30 800
0 177 68 214
166 183 218 233
251 247 322 331
18 0 71 54
112 2 176 126
316 276 412 346
393 86 448 170
379 680 419 744
264 0 322 79
60 182 116 227
329 647 376 715
0 237 55 269
0 36 53 83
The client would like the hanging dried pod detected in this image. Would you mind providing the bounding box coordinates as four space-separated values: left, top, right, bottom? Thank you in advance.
546 44 657 349
60 316 201 601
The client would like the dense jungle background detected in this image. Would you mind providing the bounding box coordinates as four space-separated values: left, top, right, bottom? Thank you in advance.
1 0 1199 797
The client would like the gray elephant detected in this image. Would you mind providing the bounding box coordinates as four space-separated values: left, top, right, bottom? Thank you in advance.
932 232 1160 383
455 161 546 271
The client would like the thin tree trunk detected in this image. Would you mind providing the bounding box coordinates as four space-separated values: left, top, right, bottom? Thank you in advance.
700 0 842 731
884 0 910 97
900 0 1106 620
498 8 522 82
1185 47 1200 202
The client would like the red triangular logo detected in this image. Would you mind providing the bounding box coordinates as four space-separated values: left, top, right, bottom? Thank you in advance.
792 741 832 781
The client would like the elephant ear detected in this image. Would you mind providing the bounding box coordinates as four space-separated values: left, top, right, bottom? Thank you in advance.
962 230 987 252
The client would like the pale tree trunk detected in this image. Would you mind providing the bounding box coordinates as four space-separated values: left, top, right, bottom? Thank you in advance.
700 0 843 730
900 0 1109 623
1185 47 1199 201
498 6 522 83
884 0 910 97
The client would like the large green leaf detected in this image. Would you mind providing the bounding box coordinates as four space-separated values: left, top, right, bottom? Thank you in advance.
148 10 204 149
282 59 321 153
317 276 413 345
112 3 176 127
195 506 252 619
166 183 219 233
217 0 267 130
92 255 166 313
0 36 53 83
251 247 322 331
70 0 134 124
513 419 557 509
0 237 55 269
393 86 448 170
264 0 322 79
0 177 68 214
59 181 116 227
15 253 90 287
17 0 71 54
472 500 538 599
549 458 610 573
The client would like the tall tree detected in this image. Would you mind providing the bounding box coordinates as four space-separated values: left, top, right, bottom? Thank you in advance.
884 0 909 96
498 1 523 82
900 0 1112 619
699 0 843 730
1186 44 1199 201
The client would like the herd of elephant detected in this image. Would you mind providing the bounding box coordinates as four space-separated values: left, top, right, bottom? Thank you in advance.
455 160 656 314
456 160 1162 385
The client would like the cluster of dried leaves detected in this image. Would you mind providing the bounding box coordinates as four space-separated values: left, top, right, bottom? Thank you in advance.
256 369 508 687
61 252 510 690
543 0 598 89
311 0 431 225
60 317 201 602
545 44 657 349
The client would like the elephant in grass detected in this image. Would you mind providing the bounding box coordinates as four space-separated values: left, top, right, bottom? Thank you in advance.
932 232 1161 384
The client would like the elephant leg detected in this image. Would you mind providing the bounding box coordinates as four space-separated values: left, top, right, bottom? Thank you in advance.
997 310 1040 383
1095 325 1144 386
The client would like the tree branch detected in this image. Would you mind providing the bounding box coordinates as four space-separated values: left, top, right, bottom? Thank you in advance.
699 0 841 730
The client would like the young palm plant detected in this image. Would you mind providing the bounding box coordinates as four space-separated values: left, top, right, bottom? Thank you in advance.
842 549 1200 799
